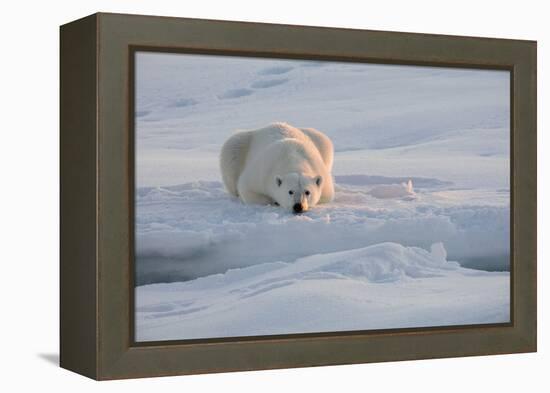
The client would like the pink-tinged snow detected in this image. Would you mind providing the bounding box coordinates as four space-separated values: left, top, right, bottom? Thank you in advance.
135 179 509 283
134 52 510 341
136 242 509 341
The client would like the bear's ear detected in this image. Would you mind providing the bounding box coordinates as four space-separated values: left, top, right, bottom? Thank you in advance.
315 176 323 187
276 176 282 187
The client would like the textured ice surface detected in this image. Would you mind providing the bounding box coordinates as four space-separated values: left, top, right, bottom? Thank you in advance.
135 179 509 284
136 242 509 341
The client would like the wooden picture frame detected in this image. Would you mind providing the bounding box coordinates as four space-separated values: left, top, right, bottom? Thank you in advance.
60 12 537 380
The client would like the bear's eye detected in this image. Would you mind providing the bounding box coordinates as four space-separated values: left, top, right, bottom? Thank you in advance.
305 190 310 196
288 190 294 195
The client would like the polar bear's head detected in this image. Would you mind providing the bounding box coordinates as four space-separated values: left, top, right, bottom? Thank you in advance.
273 172 323 213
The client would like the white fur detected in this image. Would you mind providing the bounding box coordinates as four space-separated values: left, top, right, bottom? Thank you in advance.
220 122 334 212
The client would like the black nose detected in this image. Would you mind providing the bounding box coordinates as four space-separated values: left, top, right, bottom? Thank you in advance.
293 203 303 213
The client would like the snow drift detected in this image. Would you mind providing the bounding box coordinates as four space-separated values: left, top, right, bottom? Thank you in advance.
136 242 510 341
135 178 509 284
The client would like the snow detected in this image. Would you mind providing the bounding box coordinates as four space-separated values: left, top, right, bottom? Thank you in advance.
135 179 509 284
369 179 415 199
135 53 509 189
136 242 509 341
133 52 510 341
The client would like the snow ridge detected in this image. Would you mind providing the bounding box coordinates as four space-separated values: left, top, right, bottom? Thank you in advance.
136 242 509 341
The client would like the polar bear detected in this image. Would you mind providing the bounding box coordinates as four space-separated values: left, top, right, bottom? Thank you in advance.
220 122 334 213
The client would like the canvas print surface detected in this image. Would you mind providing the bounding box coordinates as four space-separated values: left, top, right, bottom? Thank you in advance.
133 52 510 342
